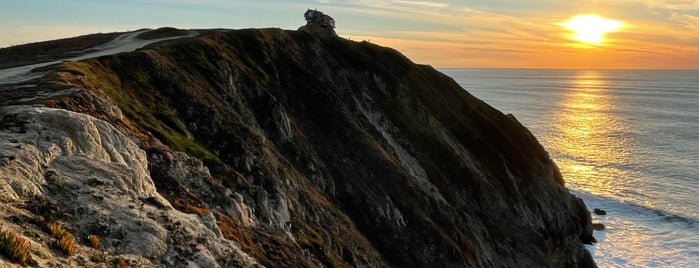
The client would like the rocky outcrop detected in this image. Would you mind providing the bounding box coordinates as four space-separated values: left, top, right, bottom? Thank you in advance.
298 9 338 37
0 105 259 267
0 28 595 267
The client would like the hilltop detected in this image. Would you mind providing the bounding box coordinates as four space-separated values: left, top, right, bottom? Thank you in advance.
0 27 595 267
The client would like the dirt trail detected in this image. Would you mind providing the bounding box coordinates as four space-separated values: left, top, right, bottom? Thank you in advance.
0 29 198 85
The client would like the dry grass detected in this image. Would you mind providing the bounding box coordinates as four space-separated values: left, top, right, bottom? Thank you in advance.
114 256 127 268
47 222 76 256
184 203 209 216
215 212 271 264
88 234 100 250
47 222 68 238
0 228 31 264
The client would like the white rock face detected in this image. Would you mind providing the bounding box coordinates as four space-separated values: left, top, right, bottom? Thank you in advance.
352 96 446 203
0 105 259 267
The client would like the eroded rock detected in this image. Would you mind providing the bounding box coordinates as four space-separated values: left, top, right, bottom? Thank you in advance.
0 106 259 267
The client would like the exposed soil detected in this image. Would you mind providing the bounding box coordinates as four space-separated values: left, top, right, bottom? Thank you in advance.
0 32 124 69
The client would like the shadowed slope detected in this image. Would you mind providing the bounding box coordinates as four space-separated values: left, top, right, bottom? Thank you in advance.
3 28 594 267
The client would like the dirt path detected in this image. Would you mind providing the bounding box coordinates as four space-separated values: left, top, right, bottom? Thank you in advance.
0 29 198 85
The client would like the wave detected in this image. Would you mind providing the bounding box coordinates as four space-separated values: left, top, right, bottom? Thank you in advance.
440 68 699 266
571 190 699 229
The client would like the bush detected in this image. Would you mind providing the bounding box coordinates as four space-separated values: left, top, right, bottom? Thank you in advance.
0 228 31 264
113 256 127 268
184 203 209 216
88 234 100 250
47 222 76 256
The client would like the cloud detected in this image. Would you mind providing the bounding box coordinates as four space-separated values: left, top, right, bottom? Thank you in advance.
3 0 697 68
318 0 450 15
391 0 449 8
659 0 699 9
0 24 127 47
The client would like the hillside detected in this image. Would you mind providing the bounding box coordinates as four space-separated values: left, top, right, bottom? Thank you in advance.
0 28 595 267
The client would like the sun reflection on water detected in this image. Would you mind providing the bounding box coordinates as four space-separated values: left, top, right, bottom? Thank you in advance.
446 68 699 266
543 70 631 197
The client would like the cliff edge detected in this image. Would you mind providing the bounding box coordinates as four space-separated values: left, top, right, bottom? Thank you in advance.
0 28 595 267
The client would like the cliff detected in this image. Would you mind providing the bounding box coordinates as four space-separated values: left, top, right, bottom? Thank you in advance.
0 28 595 267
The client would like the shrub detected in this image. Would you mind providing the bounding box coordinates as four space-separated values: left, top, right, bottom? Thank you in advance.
0 228 31 264
48 222 64 236
57 234 76 256
87 234 100 250
114 256 127 268
47 222 76 256
184 203 209 216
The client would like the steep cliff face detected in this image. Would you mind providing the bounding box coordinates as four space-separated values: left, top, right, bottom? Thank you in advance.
0 28 594 267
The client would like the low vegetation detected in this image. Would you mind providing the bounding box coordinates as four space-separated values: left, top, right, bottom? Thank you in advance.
137 27 188 40
47 222 76 256
184 203 209 216
56 60 222 169
113 256 128 268
88 234 100 250
214 212 264 261
0 32 122 69
0 228 31 264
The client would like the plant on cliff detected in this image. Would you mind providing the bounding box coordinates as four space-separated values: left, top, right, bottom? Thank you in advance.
214 212 268 263
0 228 31 264
184 203 209 216
56 61 223 169
87 234 100 250
47 222 76 256
113 256 128 268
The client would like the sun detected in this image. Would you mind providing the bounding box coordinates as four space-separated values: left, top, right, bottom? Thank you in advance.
563 14 623 45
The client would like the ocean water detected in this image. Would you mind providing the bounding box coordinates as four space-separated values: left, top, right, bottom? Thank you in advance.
441 68 699 267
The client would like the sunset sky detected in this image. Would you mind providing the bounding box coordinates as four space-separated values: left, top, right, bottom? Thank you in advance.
1 0 698 69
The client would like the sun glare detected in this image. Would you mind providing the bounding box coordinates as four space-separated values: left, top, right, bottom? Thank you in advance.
563 14 623 45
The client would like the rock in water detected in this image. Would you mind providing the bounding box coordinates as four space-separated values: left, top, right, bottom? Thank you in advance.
0 27 596 267
592 223 606 231
594 208 607 215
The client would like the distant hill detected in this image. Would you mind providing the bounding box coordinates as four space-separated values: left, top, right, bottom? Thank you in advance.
0 32 123 69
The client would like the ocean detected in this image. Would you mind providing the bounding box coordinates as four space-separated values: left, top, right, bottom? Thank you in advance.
441 69 699 267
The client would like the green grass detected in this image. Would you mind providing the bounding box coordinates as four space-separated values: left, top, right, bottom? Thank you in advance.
60 60 222 167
